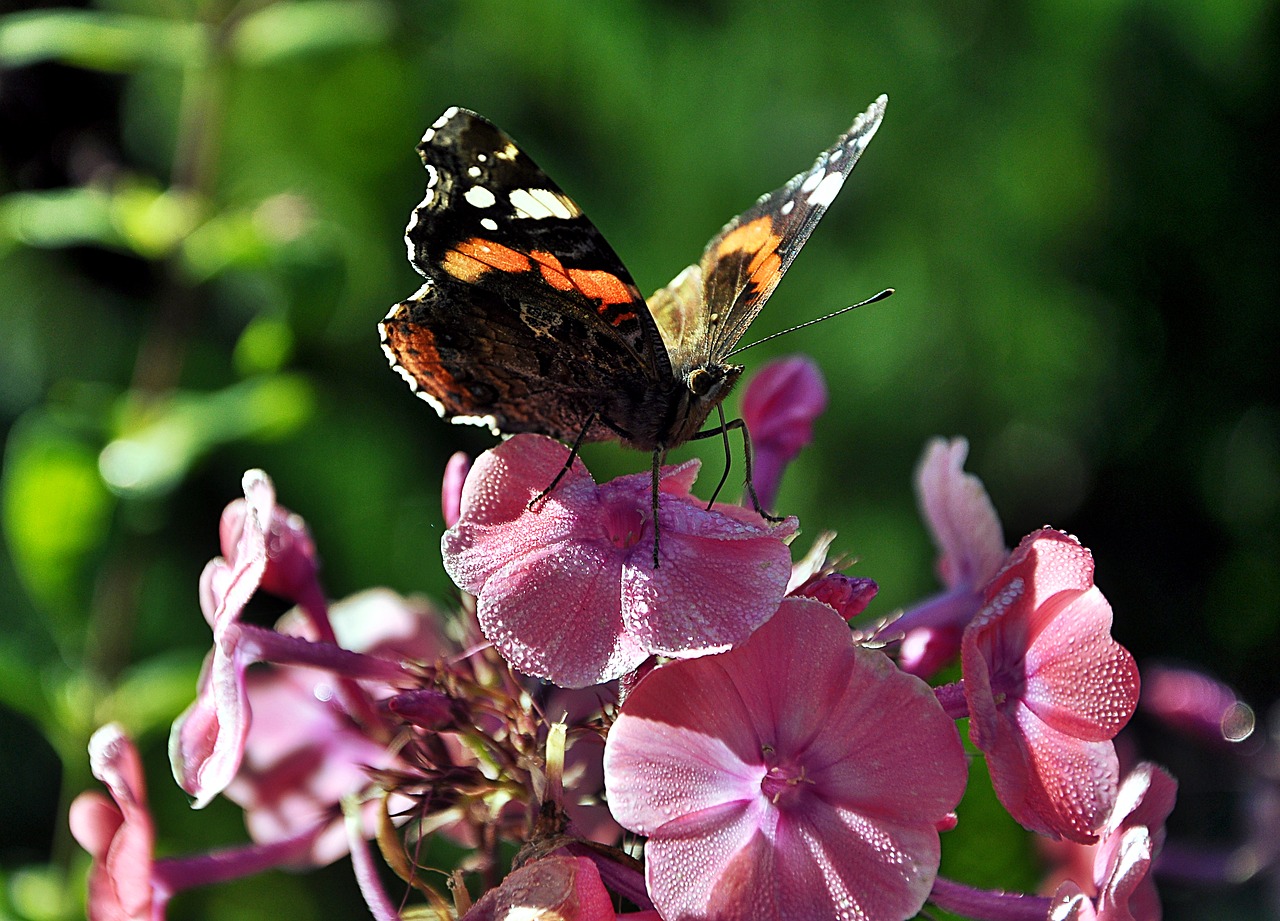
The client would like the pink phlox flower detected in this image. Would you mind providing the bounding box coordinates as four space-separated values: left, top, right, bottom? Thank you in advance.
1043 762 1176 921
895 437 1008 677
738 355 828 510
70 723 165 921
443 434 797 689
603 597 967 921
224 589 449 864
170 470 277 808
962 528 1140 843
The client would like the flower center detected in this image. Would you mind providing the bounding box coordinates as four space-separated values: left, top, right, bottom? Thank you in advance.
602 501 647 549
759 747 812 807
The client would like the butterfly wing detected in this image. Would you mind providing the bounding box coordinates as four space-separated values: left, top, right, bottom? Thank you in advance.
382 107 674 444
666 94 887 367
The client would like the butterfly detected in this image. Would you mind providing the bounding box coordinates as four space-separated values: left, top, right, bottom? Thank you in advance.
381 96 887 556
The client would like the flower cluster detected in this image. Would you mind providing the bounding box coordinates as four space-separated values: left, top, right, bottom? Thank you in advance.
73 357 1179 921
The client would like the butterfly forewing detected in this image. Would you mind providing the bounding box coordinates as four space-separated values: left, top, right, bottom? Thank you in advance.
382 107 673 442
695 94 888 363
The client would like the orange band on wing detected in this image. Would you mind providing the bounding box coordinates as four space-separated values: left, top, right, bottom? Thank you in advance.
567 268 634 305
530 250 574 291
713 216 777 260
454 239 534 273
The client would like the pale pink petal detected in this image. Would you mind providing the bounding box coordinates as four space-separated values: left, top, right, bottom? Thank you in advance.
72 724 157 921
443 436 598 593
1050 882 1100 921
1095 827 1153 921
604 703 762 833
441 451 471 528
476 542 648 688
624 502 795 657
915 438 1005 591
444 434 794 687
169 629 252 808
605 600 965 921
640 799 770 919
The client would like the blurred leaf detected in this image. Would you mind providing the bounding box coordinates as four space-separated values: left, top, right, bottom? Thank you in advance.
0 187 120 251
104 650 205 735
0 9 204 72
0 641 48 727
181 193 315 282
229 0 395 65
233 316 295 376
0 181 202 260
99 374 316 498
2 414 115 627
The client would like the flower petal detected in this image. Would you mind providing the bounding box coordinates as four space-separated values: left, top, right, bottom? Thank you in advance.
915 438 1005 591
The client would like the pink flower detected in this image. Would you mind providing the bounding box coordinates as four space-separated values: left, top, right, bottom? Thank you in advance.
170 470 277 808
443 434 797 688
70 724 164 921
1042 762 1176 921
603 598 967 921
224 589 448 864
895 437 1008 676
963 528 1140 842
739 355 828 510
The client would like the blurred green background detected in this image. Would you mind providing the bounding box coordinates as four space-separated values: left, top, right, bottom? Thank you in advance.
1 1 1276 918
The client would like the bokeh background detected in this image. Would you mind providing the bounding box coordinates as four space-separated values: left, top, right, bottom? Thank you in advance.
1 1 1276 918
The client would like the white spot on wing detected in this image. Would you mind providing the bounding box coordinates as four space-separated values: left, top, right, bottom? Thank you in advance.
780 200 795 216
467 165 481 177
481 217 498 230
452 414 500 435
807 171 846 208
464 186 497 208
799 169 823 194
509 188 579 220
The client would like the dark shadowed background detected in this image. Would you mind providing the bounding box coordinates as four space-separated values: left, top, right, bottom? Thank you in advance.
1 1 1277 918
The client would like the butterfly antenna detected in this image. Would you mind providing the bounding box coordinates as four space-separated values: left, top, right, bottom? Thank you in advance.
723 288 894 359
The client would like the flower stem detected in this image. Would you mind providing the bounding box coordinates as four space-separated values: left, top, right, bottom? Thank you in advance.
928 876 1050 920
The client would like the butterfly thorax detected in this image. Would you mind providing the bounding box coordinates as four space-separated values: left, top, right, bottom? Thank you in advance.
617 361 742 452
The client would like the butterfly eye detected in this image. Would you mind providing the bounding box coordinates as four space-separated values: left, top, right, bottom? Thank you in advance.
687 368 717 397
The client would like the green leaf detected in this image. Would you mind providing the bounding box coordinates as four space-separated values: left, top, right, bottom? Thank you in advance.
1 414 115 626
229 0 394 64
98 375 316 498
0 187 120 251
0 9 205 72
0 181 203 260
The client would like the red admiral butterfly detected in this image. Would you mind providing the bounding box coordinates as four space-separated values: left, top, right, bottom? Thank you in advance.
382 97 887 542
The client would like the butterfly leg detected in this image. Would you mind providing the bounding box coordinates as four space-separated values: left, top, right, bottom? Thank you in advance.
691 408 786 523
528 412 599 511
651 445 665 569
